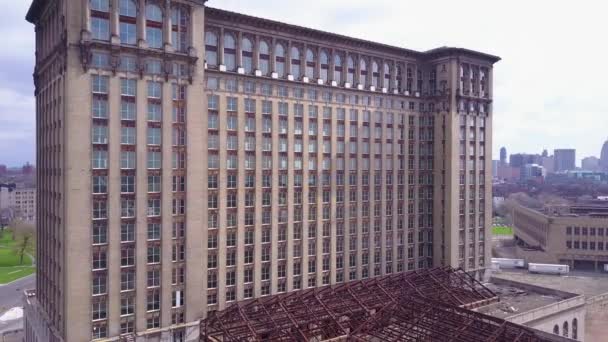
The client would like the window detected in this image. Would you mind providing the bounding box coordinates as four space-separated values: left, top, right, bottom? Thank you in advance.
320 50 329 82
92 249 107 270
92 273 106 295
120 151 136 169
275 43 286 78
347 56 355 85
92 150 108 169
91 0 110 41
224 33 236 71
146 4 163 49
259 40 270 76
383 63 390 89
147 223 161 240
148 199 161 217
148 151 161 169
171 5 189 52
360 59 367 86
205 31 218 67
147 246 161 264
291 46 301 79
372 61 379 88
305 48 315 79
120 246 135 267
92 223 107 245
92 176 107 194
121 126 136 145
334 54 343 84
118 175 134 194
92 298 107 320
119 0 137 45
147 127 162 145
121 223 135 242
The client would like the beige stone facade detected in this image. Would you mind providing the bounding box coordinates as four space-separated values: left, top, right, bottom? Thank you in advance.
512 203 608 271
25 0 498 341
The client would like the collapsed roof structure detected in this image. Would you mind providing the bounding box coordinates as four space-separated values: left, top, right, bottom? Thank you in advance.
201 267 562 341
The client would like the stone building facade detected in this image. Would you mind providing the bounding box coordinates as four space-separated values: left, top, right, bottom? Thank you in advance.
25 0 498 341
512 203 608 271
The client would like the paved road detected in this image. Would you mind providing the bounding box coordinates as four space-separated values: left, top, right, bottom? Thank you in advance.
0 274 34 334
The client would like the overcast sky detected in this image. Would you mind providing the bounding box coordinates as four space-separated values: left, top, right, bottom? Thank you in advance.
2 0 607 167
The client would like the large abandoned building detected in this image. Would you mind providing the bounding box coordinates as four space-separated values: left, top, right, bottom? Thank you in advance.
25 0 498 340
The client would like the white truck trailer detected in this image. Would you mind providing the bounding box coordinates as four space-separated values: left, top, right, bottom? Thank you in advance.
528 263 570 275
491 258 525 269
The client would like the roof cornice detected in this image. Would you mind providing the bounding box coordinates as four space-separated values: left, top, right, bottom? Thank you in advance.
205 7 501 65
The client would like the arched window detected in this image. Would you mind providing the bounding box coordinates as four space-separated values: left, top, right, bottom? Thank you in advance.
145 4 163 49
430 69 437 94
305 49 315 79
204 31 218 67
259 40 270 76
90 0 110 41
241 37 253 74
396 65 403 92
371 61 380 88
224 33 236 71
553 325 559 335
383 63 390 89
347 56 355 85
291 46 301 79
320 50 329 82
360 59 367 86
275 43 286 78
171 4 189 53
406 66 413 92
334 54 343 84
119 0 137 45
563 321 569 338
572 318 578 339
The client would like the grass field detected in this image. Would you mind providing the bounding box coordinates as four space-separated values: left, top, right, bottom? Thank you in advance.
492 226 514 236
0 230 34 284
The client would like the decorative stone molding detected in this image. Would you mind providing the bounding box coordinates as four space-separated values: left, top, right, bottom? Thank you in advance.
287 74 294 81
254 69 262 76
331 80 337 87
344 82 351 89
271 72 278 79
219 64 227 72
237 67 245 74
302 76 309 83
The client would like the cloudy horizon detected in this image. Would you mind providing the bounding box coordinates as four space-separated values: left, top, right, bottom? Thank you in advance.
1 0 607 167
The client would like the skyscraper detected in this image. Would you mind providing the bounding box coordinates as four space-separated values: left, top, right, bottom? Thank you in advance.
601 139 608 171
499 146 507 165
24 1 498 340
554 149 576 172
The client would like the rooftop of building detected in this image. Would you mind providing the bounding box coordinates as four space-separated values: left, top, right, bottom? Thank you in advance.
478 277 578 320
200 267 563 342
492 269 608 297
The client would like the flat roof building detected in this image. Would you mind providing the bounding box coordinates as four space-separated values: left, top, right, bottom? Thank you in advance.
512 202 608 271
24 1 498 341
554 149 576 172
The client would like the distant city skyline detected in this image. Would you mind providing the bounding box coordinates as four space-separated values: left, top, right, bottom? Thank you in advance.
2 0 608 165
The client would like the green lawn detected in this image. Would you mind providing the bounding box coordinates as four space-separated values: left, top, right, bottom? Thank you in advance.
0 230 35 284
492 226 514 236
0 266 35 284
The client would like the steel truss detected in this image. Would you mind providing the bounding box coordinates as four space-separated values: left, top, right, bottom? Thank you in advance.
201 267 558 342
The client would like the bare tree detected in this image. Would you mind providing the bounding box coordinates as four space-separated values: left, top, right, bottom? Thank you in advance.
10 220 35 265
